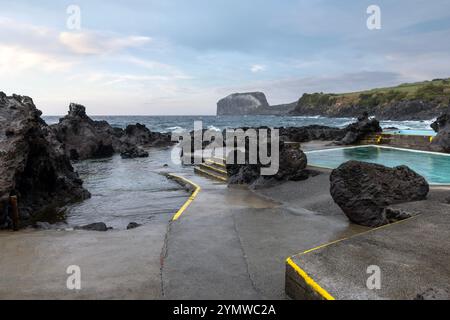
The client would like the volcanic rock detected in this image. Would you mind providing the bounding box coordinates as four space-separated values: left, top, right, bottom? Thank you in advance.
217 92 270 115
127 222 142 230
338 113 382 145
430 106 450 153
0 93 90 229
120 145 149 159
122 123 173 148
75 222 109 232
330 161 429 227
51 103 118 160
227 142 309 187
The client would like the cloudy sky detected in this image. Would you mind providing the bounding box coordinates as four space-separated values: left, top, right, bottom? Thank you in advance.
0 0 449 115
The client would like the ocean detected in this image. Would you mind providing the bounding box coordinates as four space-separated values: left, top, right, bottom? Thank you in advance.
43 115 436 133
42 115 435 229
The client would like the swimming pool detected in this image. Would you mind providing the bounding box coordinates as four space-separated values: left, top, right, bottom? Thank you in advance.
384 129 436 136
306 146 450 185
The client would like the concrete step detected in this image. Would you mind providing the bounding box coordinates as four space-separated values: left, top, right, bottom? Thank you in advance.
205 159 227 169
194 166 228 182
198 163 228 175
211 156 226 164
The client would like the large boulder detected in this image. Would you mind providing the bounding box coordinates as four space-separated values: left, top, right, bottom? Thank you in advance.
120 144 149 159
122 123 173 148
338 112 382 145
51 105 174 160
74 222 110 232
227 142 308 187
430 106 450 153
330 161 429 227
217 92 270 115
51 103 119 160
0 93 90 228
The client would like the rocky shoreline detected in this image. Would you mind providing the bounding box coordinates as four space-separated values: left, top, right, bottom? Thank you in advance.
289 98 446 120
0 93 175 230
0 94 90 229
1 91 449 230
51 103 174 160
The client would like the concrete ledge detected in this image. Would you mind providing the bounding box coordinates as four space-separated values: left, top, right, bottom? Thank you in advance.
286 257 334 300
167 174 201 221
285 201 450 300
379 133 434 151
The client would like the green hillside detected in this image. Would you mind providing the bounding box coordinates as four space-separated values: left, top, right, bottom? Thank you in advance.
298 78 450 108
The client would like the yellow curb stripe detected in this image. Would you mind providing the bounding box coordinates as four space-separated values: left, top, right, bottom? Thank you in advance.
200 163 228 175
194 167 228 182
286 257 335 300
205 159 227 168
167 174 201 221
301 214 421 256
286 214 422 300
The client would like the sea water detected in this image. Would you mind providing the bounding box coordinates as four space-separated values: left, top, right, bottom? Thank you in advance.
307 146 450 185
41 115 438 228
43 115 436 132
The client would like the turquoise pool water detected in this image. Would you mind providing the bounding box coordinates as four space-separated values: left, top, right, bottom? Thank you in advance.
385 129 436 136
306 146 450 185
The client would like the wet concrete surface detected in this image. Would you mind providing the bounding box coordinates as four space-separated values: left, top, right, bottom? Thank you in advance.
2 139 447 299
0 220 170 299
162 169 365 299
0 158 367 300
288 187 450 300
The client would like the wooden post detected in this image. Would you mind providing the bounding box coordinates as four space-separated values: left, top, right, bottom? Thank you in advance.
0 201 3 225
10 196 19 231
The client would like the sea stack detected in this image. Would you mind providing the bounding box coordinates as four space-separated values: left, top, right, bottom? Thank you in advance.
217 92 270 115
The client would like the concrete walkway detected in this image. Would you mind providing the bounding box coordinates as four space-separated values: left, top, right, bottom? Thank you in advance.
0 165 366 299
286 189 450 300
3 139 446 300
162 169 366 299
0 221 170 299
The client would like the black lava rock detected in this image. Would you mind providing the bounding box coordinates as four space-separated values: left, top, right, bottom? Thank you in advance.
330 161 429 227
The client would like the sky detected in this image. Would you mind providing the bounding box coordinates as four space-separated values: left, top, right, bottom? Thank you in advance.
0 0 450 115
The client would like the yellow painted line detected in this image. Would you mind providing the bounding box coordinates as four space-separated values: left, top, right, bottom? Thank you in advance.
376 135 382 144
303 214 422 255
200 163 228 175
302 238 349 255
167 174 201 221
195 167 228 182
205 159 226 168
212 156 226 162
286 257 335 300
286 214 422 300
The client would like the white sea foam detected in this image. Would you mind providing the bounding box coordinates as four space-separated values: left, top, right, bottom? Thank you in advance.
207 125 221 132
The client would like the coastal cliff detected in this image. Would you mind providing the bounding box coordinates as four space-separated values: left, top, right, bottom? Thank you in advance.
217 78 450 119
290 78 450 120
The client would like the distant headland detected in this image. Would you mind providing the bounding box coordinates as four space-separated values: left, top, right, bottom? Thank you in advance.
217 77 450 120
